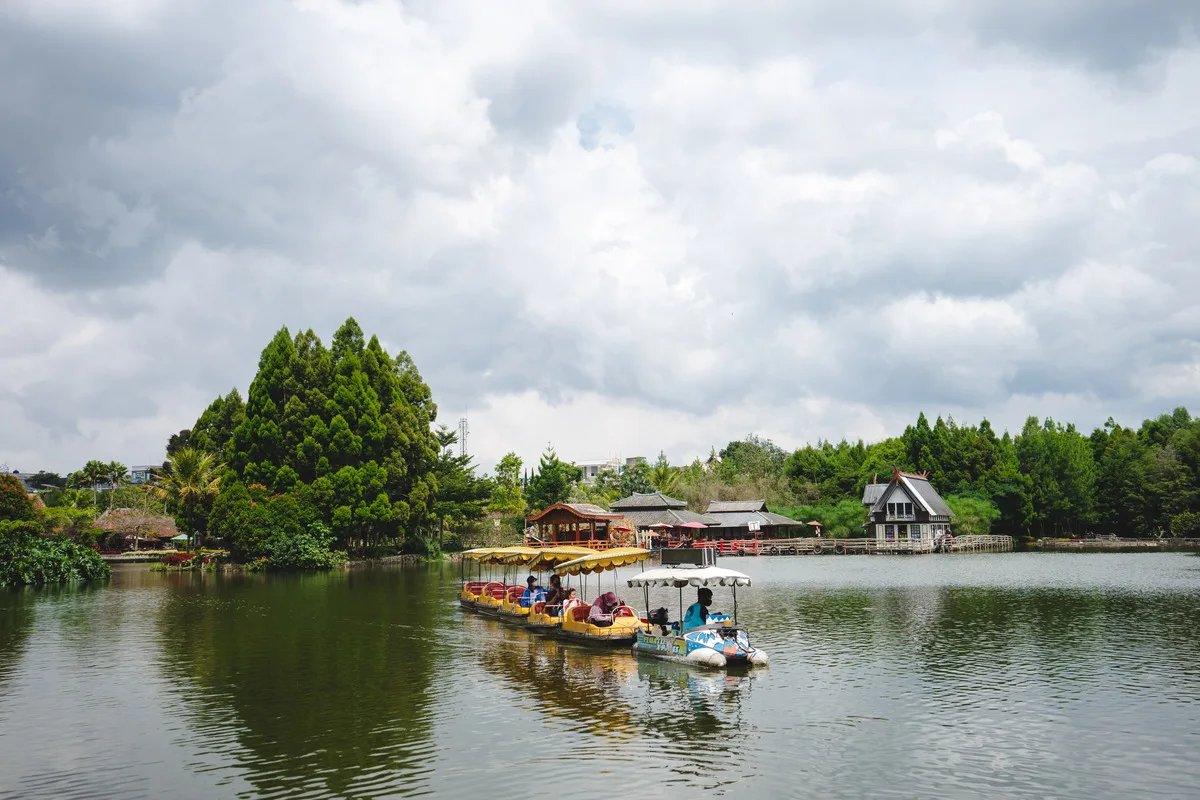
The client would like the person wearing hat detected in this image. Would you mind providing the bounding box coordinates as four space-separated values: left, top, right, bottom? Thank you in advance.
683 587 713 632
520 576 544 607
588 590 622 627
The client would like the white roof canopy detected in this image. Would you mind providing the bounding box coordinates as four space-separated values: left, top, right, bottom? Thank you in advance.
627 566 752 588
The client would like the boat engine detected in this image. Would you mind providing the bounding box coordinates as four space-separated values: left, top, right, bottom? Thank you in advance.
647 607 670 635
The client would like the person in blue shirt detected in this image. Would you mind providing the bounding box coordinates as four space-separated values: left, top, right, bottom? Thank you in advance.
520 576 545 607
683 587 713 632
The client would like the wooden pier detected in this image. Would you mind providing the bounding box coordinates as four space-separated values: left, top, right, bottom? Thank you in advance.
699 535 1014 556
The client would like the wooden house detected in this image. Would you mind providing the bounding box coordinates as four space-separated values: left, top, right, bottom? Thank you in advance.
862 468 954 547
608 492 718 529
703 500 806 539
526 503 622 546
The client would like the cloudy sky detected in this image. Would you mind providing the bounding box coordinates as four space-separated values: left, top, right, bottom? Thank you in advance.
2 0 1198 476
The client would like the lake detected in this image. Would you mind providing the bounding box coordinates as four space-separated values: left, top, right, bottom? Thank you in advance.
1 553 1198 799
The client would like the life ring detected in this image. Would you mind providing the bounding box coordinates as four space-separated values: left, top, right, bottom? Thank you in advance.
834 542 846 555
812 543 824 555
768 546 779 556
786 546 797 555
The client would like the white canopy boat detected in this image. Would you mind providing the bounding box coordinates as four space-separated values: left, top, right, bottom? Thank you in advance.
626 565 768 669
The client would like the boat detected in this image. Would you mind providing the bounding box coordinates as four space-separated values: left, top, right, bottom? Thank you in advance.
459 547 534 612
626 565 769 669
550 548 654 647
521 546 598 632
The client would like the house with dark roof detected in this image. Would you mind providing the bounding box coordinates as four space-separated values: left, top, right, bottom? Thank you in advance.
863 468 954 548
703 500 806 539
608 492 718 529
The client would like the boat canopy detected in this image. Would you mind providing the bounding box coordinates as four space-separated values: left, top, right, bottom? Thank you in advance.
496 546 544 565
554 548 652 576
627 566 752 588
461 548 498 561
528 545 597 566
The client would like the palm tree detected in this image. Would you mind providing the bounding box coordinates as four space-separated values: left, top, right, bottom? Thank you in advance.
158 448 222 549
82 460 108 506
649 452 681 496
106 461 129 508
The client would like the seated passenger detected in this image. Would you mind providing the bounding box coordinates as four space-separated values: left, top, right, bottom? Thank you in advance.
561 587 582 614
543 575 566 616
589 591 622 627
520 576 544 607
683 588 713 632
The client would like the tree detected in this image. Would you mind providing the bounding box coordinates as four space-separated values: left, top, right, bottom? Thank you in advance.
106 461 129 506
618 460 654 497
649 452 680 495
81 460 108 505
24 471 65 490
166 429 192 457
526 447 575 511
0 474 35 522
159 448 223 548
945 494 1002 536
488 452 525 516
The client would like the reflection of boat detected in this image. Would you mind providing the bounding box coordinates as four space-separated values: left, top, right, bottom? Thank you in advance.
627 566 768 668
551 549 654 646
635 656 754 696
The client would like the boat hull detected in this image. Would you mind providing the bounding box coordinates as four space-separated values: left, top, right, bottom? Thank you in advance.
632 629 768 669
553 627 640 647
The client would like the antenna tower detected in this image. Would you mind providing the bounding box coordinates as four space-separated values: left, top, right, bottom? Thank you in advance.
457 417 469 457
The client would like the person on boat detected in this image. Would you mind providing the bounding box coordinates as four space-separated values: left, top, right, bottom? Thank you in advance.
562 587 582 614
683 588 713 632
520 576 545 607
543 575 566 616
588 591 622 627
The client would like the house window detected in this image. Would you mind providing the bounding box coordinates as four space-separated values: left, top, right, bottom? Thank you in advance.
887 502 895 517
885 525 895 540
910 524 922 539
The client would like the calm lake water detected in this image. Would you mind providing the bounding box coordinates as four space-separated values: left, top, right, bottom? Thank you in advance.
1 553 1198 799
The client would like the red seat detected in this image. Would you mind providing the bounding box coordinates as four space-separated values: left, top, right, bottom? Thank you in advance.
613 606 636 618
571 606 590 623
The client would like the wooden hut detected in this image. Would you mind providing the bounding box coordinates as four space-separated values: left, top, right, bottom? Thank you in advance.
526 503 622 547
703 500 806 539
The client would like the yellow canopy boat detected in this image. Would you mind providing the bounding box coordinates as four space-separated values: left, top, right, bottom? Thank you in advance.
549 548 653 646
524 547 598 631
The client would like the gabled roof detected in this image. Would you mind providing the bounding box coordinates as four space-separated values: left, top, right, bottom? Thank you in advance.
705 510 805 529
706 499 768 514
861 483 887 506
610 492 687 510
528 503 622 522
869 471 954 518
616 508 719 527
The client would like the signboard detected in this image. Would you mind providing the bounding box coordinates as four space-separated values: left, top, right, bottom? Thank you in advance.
747 520 761 532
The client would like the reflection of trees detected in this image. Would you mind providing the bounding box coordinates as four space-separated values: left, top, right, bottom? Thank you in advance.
156 568 442 798
0 589 35 694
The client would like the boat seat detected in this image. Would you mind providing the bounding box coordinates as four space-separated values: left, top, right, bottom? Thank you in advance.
613 606 637 618
570 606 591 623
532 601 545 614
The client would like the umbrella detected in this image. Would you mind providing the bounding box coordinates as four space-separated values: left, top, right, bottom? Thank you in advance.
805 520 823 527
649 523 674 529
680 521 707 529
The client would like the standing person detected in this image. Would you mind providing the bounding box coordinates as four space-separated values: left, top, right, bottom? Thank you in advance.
683 588 713 632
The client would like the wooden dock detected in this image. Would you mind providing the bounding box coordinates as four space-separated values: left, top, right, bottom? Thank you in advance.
701 535 1014 556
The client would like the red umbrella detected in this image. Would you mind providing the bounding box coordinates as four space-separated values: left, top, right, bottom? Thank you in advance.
649 523 674 529
680 521 707 529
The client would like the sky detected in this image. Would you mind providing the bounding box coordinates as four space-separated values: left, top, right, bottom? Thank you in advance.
1 0 1199 477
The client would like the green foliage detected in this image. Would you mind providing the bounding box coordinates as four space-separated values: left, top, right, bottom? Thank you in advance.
488 452 525 515
618 460 654 497
526 446 577 511
160 447 223 546
945 494 1002 536
0 520 111 587
259 523 347 571
649 452 680 495
0 474 35 522
193 320 441 557
774 499 866 537
23 471 66 490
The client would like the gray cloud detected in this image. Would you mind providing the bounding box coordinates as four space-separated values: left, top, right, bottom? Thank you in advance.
0 0 1198 474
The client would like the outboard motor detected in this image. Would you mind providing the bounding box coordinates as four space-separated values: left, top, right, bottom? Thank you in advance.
647 607 670 635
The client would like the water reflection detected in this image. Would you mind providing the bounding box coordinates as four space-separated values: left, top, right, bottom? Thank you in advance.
0 590 34 697
155 568 442 799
